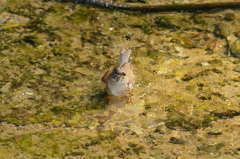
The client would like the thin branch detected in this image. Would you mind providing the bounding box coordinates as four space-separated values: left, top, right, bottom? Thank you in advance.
63 0 240 12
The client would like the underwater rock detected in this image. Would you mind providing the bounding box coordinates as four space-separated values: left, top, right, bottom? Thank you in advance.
224 13 235 21
206 127 223 135
215 23 233 37
193 15 205 24
169 137 184 144
0 18 7 24
0 82 11 93
154 125 167 134
234 66 240 73
230 38 240 58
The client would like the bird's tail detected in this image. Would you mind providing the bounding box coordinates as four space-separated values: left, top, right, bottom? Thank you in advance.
118 49 131 67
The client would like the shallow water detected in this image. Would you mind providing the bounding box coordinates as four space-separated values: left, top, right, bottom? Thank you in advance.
0 0 240 158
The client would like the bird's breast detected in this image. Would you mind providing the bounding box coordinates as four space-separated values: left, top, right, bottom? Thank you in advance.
107 79 128 96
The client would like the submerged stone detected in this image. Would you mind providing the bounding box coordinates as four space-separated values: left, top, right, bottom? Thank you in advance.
215 22 234 37
234 66 240 73
230 39 240 58
224 13 235 21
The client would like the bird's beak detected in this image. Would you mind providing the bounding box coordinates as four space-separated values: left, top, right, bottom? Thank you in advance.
119 72 126 76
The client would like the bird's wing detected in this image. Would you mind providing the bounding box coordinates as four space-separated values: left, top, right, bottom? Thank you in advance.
101 69 113 83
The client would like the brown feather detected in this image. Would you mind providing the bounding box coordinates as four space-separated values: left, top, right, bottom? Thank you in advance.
101 69 113 83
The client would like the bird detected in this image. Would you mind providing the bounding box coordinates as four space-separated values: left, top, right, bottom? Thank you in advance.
101 49 135 97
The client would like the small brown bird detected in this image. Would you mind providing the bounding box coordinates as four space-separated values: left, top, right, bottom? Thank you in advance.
102 49 135 96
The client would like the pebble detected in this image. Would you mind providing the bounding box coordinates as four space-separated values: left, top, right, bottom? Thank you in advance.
0 18 7 24
233 66 240 73
230 39 240 58
215 23 234 37
224 13 235 21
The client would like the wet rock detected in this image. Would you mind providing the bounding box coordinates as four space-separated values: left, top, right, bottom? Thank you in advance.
230 39 240 58
0 18 7 24
227 34 238 46
206 128 223 135
215 22 234 37
208 59 222 66
224 13 235 21
0 82 11 93
128 142 138 147
23 35 43 48
232 59 240 64
218 81 226 86
236 92 240 97
181 74 193 81
234 31 240 37
132 145 146 155
199 94 211 100
197 143 225 153
154 125 167 134
232 76 240 82
149 148 164 158
234 66 240 73
203 36 210 41
155 14 191 29
193 15 205 24
169 137 184 144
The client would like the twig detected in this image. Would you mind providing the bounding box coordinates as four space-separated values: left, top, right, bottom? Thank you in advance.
63 0 240 12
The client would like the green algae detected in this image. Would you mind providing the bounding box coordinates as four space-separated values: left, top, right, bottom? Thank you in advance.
155 14 192 29
65 7 95 24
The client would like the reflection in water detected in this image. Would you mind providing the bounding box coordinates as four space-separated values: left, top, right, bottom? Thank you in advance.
97 95 145 134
